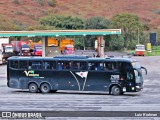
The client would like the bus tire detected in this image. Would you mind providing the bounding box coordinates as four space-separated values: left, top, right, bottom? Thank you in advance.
40 83 51 93
29 83 38 93
111 85 122 95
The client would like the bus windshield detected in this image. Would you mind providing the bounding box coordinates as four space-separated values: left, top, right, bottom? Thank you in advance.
132 61 143 83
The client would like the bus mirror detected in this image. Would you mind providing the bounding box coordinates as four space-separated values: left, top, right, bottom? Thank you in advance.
141 66 147 75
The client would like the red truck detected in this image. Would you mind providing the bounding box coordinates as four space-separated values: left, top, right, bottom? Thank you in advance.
11 41 31 56
0 38 14 64
32 44 42 56
63 44 74 54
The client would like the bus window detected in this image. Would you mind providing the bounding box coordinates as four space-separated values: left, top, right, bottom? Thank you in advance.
51 61 56 70
42 61 56 70
88 62 95 70
28 61 42 69
119 62 134 80
19 61 28 69
88 62 103 71
58 61 71 70
43 61 50 69
104 62 117 71
10 61 18 69
73 61 86 70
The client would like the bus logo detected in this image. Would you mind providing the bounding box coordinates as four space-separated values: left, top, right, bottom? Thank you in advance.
76 71 88 78
24 70 39 77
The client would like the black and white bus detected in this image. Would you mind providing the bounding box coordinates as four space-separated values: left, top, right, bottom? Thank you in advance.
7 55 147 95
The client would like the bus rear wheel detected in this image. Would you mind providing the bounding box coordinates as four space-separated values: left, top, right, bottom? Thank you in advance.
29 83 38 93
111 85 122 95
40 83 51 93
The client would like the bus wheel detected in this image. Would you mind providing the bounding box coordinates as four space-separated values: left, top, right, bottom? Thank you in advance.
29 83 38 93
111 85 122 95
40 83 51 93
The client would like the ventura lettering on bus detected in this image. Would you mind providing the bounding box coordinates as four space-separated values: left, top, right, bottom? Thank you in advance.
24 70 39 77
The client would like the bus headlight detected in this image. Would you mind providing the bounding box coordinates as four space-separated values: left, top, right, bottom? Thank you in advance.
122 87 126 92
136 86 140 89
131 87 135 90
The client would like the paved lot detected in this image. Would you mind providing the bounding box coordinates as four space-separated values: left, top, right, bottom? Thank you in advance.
0 56 160 120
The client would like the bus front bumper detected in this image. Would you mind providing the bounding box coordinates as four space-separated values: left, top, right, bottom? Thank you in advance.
135 85 143 92
125 85 143 92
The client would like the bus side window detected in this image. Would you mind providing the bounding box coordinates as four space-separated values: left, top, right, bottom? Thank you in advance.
28 61 32 69
51 61 56 70
19 61 28 69
88 62 96 70
73 61 79 70
99 63 104 70
58 62 62 70
29 61 42 69
104 62 109 71
10 61 18 69
58 61 71 70
94 62 103 70
104 62 117 71
80 62 86 70
43 61 50 70
73 61 86 70
63 61 71 70
42 61 56 70
111 62 117 70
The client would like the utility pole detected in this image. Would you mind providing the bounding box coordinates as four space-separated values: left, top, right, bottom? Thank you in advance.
83 34 86 50
138 28 140 44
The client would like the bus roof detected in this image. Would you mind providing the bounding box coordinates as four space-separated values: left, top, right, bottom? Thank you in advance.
8 56 136 63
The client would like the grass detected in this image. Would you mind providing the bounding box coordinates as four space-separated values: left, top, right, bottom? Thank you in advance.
145 46 160 56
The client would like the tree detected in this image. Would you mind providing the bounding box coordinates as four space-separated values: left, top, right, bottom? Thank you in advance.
39 15 84 30
84 16 111 49
108 35 124 51
85 16 111 29
112 13 144 50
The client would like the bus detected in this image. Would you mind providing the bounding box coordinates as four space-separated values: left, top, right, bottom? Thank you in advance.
7 55 147 95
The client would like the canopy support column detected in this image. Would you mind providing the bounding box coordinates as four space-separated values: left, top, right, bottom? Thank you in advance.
97 36 105 58
42 36 48 57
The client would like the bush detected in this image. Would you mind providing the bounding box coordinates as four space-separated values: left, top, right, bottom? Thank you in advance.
36 0 45 6
12 0 20 4
47 0 57 7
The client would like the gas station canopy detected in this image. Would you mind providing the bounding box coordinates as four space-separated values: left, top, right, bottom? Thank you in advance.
0 29 121 37
0 29 121 57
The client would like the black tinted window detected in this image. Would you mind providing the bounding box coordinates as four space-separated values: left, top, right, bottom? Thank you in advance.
28 61 42 69
58 61 71 70
19 61 28 69
43 61 56 70
88 62 104 71
73 61 86 70
104 62 117 71
10 61 18 68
